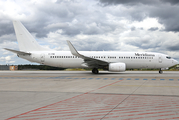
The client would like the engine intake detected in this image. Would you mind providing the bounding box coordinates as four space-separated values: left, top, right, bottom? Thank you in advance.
109 62 126 72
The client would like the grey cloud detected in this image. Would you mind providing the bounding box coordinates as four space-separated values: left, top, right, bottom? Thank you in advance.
55 0 79 4
161 0 179 5
99 0 179 32
44 21 117 36
0 1 123 39
123 32 163 50
100 0 179 6
71 22 116 36
167 43 179 51
128 41 161 50
17 20 49 38
0 20 14 37
0 34 16 43
148 27 158 31
41 7 118 36
99 0 160 6
0 20 17 43
73 39 118 51
148 6 179 32
12 1 88 38
99 1 150 22
131 27 136 31
21 1 115 37
126 40 150 49
123 31 179 53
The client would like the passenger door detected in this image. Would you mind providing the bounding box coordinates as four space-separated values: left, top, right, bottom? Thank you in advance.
158 54 162 63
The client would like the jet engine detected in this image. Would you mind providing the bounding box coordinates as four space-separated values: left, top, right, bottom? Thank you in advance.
109 62 126 72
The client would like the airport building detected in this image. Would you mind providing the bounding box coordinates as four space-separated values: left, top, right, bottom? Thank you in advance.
0 65 18 71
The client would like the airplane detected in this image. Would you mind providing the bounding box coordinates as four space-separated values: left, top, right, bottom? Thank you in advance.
4 21 178 74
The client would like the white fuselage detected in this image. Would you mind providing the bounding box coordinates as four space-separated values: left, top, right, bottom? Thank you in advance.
19 51 178 70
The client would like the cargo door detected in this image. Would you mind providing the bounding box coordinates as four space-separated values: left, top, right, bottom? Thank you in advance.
40 53 45 64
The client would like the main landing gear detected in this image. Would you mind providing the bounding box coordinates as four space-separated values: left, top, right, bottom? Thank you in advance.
92 68 99 74
159 68 163 74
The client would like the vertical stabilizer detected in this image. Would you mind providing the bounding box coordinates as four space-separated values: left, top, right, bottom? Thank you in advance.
13 21 52 51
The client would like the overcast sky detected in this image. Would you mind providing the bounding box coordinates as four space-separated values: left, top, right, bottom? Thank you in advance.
0 0 179 65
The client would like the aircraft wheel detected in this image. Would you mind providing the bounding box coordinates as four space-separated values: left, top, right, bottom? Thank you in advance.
92 68 99 74
159 70 163 74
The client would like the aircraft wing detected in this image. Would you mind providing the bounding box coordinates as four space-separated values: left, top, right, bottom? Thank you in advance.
67 40 109 68
4 48 31 55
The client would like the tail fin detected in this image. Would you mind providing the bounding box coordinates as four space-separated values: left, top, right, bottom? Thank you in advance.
13 21 52 51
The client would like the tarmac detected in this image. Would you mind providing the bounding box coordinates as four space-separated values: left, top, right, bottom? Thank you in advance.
0 71 179 120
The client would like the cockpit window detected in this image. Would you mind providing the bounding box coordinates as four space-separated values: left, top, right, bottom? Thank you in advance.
166 56 171 59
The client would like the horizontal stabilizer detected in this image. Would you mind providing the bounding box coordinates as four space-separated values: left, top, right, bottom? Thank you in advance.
4 48 31 55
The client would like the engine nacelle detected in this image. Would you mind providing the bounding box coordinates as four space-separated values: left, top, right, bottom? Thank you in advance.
109 62 126 72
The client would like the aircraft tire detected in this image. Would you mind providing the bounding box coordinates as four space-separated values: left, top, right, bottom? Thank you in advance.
159 70 163 74
92 68 99 74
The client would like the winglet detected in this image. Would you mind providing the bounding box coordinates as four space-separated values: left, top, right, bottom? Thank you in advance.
67 40 81 57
